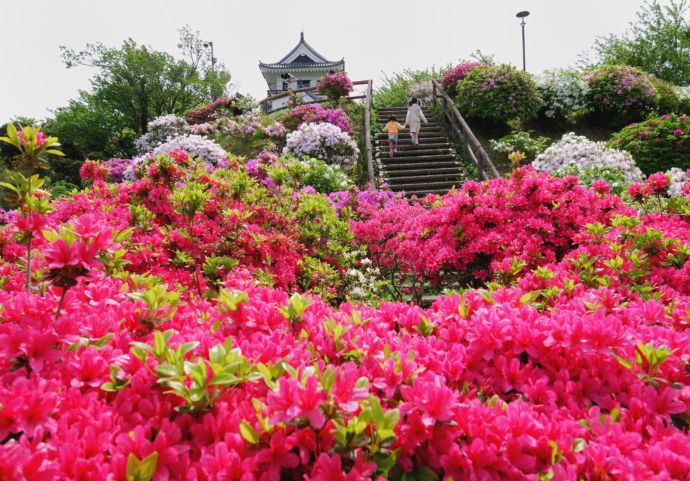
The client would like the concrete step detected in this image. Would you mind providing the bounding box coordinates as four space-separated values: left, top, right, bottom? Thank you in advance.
385 167 462 177
386 173 464 184
389 142 451 150
382 154 456 163
377 132 444 140
377 109 433 115
382 161 462 171
378 128 444 134
377 119 440 126
389 179 464 191
404 188 457 197
377 148 453 157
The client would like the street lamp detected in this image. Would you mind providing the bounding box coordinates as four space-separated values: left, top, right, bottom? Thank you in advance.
203 41 217 70
516 11 530 72
203 41 218 100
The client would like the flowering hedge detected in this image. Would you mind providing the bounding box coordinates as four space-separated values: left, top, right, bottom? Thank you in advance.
610 113 690 175
536 69 588 120
281 104 352 134
317 72 353 101
284 122 360 167
440 62 483 97
583 65 657 122
5 122 690 480
489 131 550 165
186 96 243 125
352 167 632 291
455 64 542 123
135 115 189 154
533 133 644 193
408 80 434 106
4 159 690 478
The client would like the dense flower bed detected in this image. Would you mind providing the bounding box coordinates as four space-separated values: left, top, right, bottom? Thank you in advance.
281 105 352 134
583 65 657 123
352 167 632 290
3 163 690 479
284 123 360 168
4 126 690 480
186 96 243 125
533 133 644 194
455 64 542 123
610 113 690 175
136 115 189 154
536 69 588 120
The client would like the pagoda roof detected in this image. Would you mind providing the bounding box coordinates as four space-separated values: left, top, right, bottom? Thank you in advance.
259 33 344 71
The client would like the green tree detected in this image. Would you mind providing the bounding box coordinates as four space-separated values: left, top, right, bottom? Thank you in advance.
59 26 231 136
594 0 690 85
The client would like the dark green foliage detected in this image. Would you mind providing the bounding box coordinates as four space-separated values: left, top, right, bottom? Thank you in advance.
649 76 681 113
609 113 690 174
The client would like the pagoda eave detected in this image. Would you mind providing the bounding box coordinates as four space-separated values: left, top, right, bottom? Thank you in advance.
259 60 345 72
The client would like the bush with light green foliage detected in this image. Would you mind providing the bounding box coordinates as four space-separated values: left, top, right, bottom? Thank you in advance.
373 67 449 108
489 131 550 164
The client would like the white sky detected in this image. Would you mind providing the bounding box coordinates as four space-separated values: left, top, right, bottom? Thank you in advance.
0 0 646 121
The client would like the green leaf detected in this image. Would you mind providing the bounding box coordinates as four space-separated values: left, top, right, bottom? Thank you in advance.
179 342 199 357
94 333 114 348
156 364 178 378
209 373 240 386
611 352 633 370
384 408 400 430
610 405 621 422
549 440 562 464
101 382 117 392
414 466 439 481
572 438 586 453
153 331 166 357
239 419 260 444
126 451 158 481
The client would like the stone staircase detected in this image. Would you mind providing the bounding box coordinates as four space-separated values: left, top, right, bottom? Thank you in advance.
375 107 465 197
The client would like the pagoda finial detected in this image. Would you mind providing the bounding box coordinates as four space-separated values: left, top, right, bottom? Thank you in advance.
300 30 304 42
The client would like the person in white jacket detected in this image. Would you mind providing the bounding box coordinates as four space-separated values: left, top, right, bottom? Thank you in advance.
404 97 427 145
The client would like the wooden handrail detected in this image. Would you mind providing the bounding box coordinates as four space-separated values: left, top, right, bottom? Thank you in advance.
431 80 500 180
259 79 371 109
363 80 374 184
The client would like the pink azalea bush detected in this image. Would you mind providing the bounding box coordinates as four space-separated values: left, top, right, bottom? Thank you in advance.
281 104 352 134
3 126 690 479
186 96 242 125
352 167 632 293
316 72 354 101
440 62 483 97
584 65 658 124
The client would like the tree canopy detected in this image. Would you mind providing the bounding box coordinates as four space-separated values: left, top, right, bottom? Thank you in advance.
45 26 231 164
594 0 690 85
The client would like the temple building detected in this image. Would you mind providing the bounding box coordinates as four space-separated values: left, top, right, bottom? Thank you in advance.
259 33 345 113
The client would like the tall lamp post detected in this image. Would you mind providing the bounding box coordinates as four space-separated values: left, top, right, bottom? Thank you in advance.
203 41 217 70
203 41 218 99
516 11 530 72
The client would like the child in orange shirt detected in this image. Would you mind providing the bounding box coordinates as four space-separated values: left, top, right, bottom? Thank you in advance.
384 115 405 158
